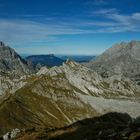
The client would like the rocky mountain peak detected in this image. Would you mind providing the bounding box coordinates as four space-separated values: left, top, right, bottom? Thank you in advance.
85 40 140 81
65 58 80 67
0 42 33 75
37 66 49 75
110 40 138 53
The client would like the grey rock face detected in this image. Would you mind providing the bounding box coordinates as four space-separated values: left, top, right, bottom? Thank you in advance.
0 42 35 95
0 72 28 95
0 41 33 75
85 40 140 83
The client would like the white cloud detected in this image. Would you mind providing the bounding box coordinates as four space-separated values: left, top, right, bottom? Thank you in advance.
0 19 91 45
107 12 140 29
0 11 140 47
0 18 120 45
91 8 118 15
89 7 140 32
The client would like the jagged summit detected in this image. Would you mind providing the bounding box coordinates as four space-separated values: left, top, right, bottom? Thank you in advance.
65 58 80 67
0 42 33 75
85 40 140 81
65 58 73 63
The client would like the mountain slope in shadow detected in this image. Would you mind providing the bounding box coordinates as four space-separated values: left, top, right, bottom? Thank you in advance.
13 112 140 140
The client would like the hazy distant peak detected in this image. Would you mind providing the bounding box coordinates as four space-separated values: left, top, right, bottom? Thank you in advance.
26 54 64 67
0 41 5 47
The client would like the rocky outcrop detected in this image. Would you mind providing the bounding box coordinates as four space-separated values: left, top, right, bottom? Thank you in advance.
0 72 31 96
3 128 20 140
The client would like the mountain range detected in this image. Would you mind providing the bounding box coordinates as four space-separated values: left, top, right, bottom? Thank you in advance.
26 54 95 68
26 54 65 68
57 55 95 63
0 41 140 140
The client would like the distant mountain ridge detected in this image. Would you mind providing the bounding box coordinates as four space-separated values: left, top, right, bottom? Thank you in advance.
57 55 96 63
26 54 95 68
26 54 65 67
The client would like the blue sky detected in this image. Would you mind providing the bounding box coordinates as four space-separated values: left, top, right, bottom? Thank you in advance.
0 0 140 55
